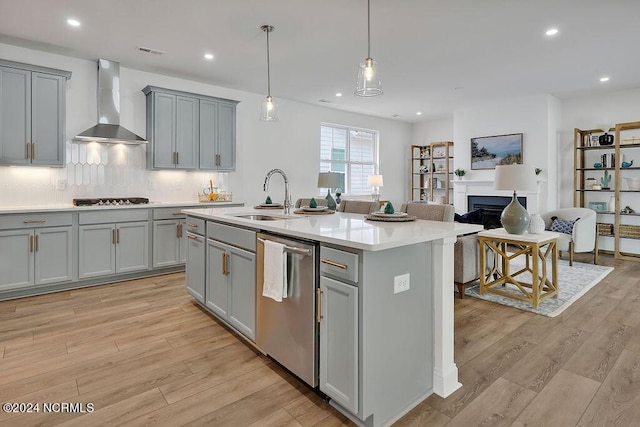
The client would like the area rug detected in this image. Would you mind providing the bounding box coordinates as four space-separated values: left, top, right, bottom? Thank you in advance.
465 258 613 317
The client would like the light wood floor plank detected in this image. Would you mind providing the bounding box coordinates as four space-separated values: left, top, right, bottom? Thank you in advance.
501 325 590 392
511 369 600 427
127 364 282 426
578 349 640 426
445 377 536 427
248 408 303 427
564 320 635 382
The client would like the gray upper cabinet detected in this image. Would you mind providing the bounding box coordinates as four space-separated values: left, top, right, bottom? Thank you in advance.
0 60 70 167
143 86 238 171
199 99 237 170
145 91 197 170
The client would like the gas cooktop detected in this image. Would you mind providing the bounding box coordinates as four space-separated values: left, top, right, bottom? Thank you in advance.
73 197 150 207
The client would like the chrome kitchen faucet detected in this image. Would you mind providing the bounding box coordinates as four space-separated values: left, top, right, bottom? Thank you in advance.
263 168 291 214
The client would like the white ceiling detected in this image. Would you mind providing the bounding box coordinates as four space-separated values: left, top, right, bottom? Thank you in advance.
1 0 640 123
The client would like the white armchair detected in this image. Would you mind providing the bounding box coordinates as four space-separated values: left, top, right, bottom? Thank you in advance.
540 208 598 265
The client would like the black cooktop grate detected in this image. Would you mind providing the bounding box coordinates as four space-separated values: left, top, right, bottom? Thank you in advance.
73 197 150 206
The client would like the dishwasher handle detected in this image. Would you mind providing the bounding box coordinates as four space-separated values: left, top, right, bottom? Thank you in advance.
258 237 312 257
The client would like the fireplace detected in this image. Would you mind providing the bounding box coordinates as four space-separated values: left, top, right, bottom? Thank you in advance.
468 195 526 229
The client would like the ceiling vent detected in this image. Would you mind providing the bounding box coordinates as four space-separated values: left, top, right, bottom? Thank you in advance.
137 46 166 55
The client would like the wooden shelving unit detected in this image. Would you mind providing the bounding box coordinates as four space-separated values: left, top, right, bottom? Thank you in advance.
410 142 453 203
574 123 640 261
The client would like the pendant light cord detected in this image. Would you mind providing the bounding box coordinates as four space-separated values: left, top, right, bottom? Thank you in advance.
266 27 271 97
367 0 371 59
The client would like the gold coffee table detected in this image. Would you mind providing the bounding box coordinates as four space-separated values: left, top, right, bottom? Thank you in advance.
478 228 560 309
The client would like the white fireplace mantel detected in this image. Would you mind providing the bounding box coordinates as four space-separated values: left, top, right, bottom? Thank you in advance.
453 179 543 214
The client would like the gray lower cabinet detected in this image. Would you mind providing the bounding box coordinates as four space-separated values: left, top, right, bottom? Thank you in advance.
0 226 73 291
79 221 149 279
206 238 256 340
319 275 359 415
185 230 206 303
152 219 186 267
0 60 70 166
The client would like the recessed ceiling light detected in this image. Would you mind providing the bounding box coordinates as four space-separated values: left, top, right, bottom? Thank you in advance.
204 53 214 60
416 112 422 116
600 76 610 82
545 28 558 36
335 92 342 97
67 18 81 27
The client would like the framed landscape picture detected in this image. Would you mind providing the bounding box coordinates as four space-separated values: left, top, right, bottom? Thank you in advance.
471 133 523 170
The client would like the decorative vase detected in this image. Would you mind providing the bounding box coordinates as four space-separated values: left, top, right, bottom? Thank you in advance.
528 213 545 234
500 193 530 235
608 196 616 213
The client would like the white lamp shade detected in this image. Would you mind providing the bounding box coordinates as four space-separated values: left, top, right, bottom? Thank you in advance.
494 164 536 192
367 174 384 187
317 172 343 189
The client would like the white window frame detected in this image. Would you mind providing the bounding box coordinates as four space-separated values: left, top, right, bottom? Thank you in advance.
320 123 379 196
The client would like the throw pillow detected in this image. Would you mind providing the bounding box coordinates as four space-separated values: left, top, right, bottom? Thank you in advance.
455 208 484 224
550 216 579 235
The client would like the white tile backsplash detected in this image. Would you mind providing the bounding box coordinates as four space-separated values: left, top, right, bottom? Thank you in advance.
0 141 230 207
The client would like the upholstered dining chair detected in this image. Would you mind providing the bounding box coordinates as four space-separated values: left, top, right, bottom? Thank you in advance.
540 208 597 265
294 198 329 208
337 200 380 214
401 201 487 298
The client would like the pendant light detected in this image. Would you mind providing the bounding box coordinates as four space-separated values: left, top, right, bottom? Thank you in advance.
355 0 382 97
260 24 279 121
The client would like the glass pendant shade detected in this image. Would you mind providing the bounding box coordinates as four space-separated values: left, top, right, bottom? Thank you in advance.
355 58 382 97
355 0 382 97
260 95 279 122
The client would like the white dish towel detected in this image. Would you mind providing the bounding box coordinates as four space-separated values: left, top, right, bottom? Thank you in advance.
263 240 288 302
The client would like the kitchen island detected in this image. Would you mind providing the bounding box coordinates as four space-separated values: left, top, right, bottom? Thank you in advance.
182 206 482 427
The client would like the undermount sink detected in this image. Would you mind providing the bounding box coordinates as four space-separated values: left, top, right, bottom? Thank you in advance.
230 214 295 221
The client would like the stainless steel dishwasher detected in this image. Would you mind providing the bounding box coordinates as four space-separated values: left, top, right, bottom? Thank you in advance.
256 232 319 387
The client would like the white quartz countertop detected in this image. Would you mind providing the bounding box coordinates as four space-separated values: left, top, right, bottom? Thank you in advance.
0 201 243 214
183 206 483 251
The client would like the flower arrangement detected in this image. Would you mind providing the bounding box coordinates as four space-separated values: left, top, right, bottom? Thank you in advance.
454 168 466 177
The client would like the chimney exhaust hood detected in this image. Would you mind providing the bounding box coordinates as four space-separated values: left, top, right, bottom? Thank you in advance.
73 59 147 144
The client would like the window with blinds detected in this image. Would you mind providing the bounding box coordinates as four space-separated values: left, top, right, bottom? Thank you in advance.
320 124 378 195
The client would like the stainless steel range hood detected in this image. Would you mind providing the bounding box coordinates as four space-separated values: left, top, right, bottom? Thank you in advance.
73 59 147 144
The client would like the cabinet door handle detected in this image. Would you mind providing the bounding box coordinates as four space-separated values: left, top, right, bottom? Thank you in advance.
31 142 36 160
216 154 220 166
172 212 183 216
175 152 179 165
26 143 31 160
116 229 120 244
187 223 198 228
221 252 228 275
35 235 39 252
29 235 34 253
316 288 323 323
320 259 348 270
187 234 200 241
177 224 182 238
112 229 116 244
23 219 46 224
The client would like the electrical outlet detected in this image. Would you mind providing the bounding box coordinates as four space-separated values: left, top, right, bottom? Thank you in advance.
55 179 66 190
175 180 182 190
147 180 155 190
394 273 410 294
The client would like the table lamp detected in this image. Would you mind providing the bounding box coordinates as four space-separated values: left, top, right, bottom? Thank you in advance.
367 174 384 201
494 164 535 234
317 172 343 210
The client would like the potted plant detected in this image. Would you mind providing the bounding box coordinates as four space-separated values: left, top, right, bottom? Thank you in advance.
454 168 466 179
